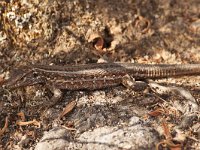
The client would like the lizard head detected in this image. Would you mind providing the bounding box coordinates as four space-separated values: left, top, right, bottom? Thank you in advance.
1 66 43 90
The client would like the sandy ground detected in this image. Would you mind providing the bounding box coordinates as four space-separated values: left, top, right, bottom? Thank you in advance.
0 1 200 149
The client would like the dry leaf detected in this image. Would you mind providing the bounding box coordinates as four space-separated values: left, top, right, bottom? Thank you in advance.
148 81 198 113
59 101 76 119
162 120 172 139
87 32 104 50
156 120 182 150
16 119 40 128
134 16 150 33
0 116 9 136
148 108 166 117
17 111 26 121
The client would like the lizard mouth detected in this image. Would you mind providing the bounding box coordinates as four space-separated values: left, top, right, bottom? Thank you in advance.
1 68 35 90
3 75 43 90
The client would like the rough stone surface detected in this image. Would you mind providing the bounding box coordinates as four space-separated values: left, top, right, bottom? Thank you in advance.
35 127 70 150
35 117 159 150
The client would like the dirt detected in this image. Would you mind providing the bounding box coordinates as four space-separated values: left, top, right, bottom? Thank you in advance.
0 0 200 149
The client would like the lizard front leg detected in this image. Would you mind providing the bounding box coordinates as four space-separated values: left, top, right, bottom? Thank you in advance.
46 86 63 109
40 85 63 121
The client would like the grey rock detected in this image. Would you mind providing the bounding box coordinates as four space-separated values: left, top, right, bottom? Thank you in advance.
35 123 159 150
35 127 70 150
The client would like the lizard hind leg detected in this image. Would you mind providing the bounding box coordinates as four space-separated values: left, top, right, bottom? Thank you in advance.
122 74 148 91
